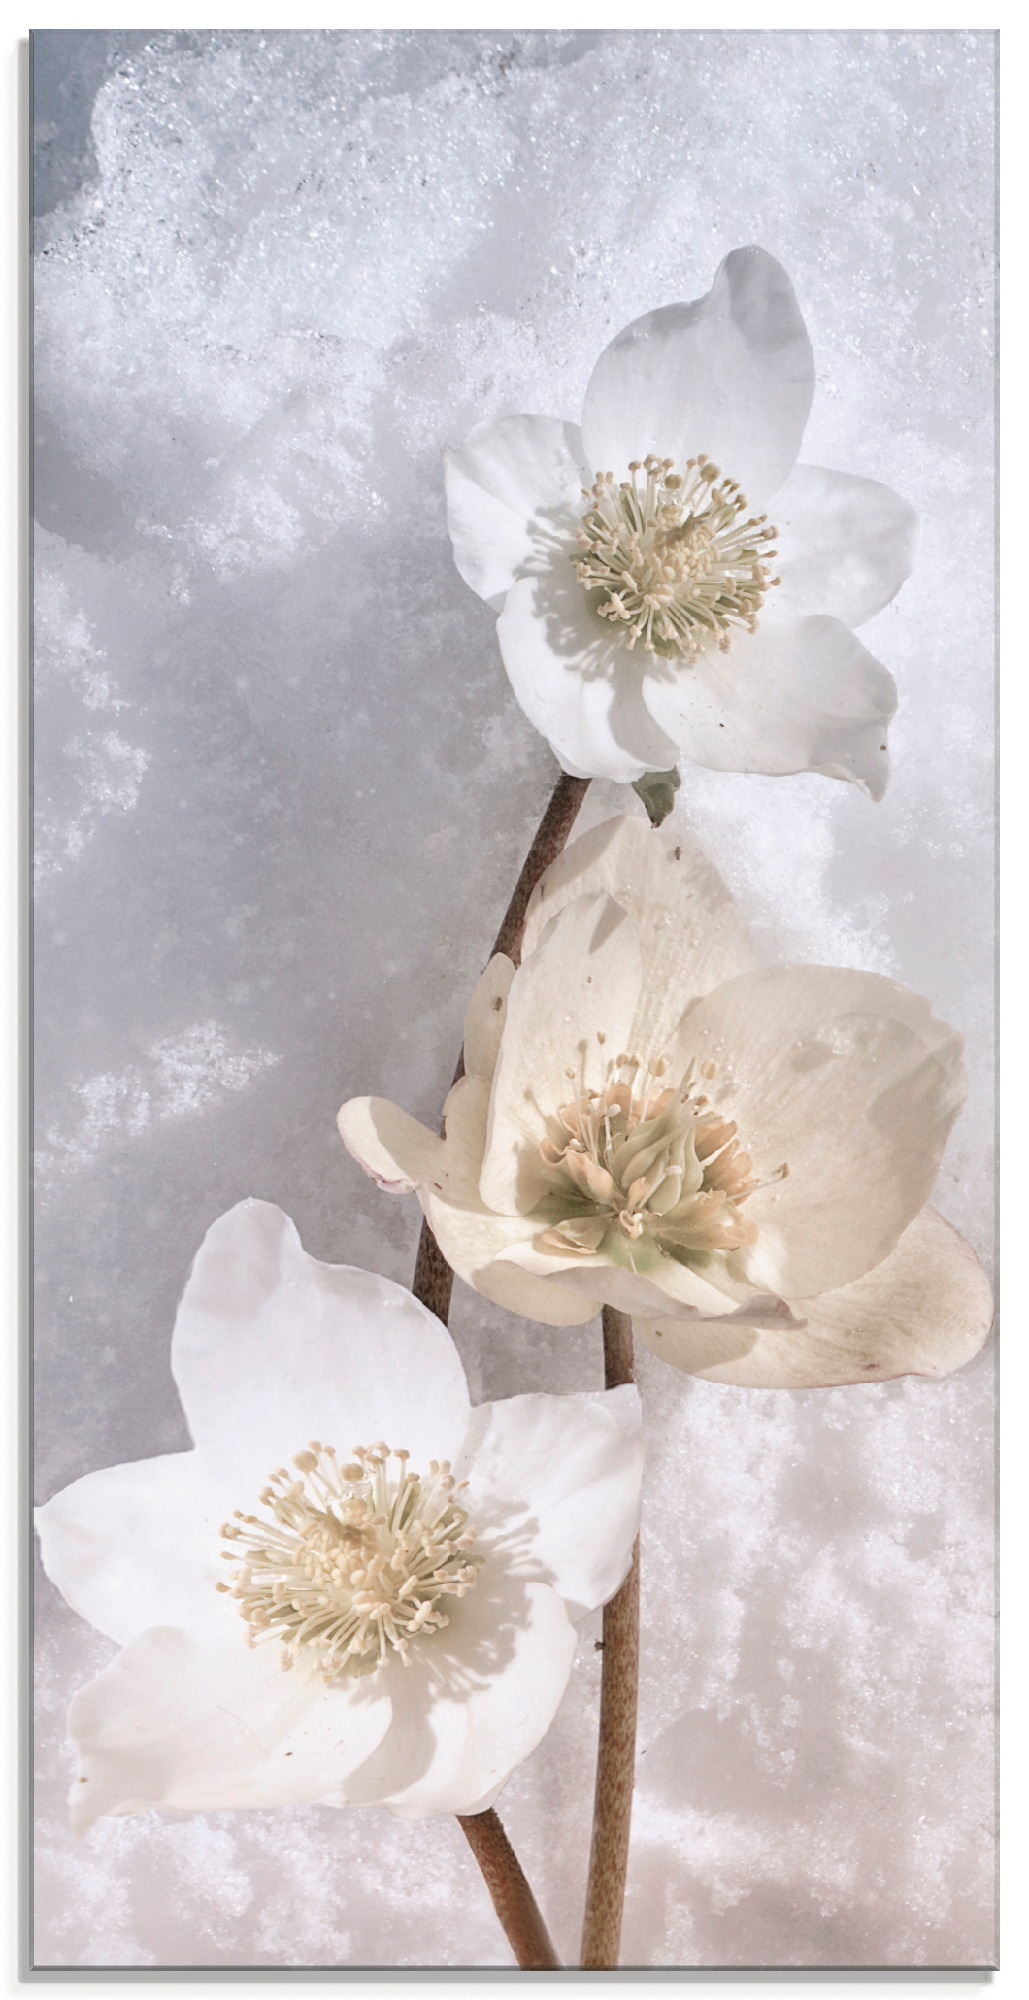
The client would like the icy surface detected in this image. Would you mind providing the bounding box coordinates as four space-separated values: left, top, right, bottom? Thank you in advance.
33 30 995 1970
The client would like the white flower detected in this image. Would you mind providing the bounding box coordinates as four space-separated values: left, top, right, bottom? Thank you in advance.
36 1201 642 1830
445 246 915 795
340 817 992 1389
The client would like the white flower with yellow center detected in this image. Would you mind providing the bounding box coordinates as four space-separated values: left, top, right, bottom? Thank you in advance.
445 246 914 795
35 1201 642 1829
340 817 992 1389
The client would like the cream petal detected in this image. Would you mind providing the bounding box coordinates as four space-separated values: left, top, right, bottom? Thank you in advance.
341 1573 578 1819
359 1064 597 1324
171 1201 472 1495
462 1385 642 1616
773 464 918 627
479 892 643 1216
637 1207 994 1388
337 1096 444 1194
462 954 516 1084
492 1232 768 1323
438 1073 493 1204
35 1452 231 1648
421 1189 599 1326
67 1628 392 1831
523 814 758 1065
496 568 681 783
445 414 588 608
664 967 966 1298
580 248 814 510
640 611 897 799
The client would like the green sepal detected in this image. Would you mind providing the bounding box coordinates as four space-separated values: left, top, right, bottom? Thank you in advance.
631 767 681 827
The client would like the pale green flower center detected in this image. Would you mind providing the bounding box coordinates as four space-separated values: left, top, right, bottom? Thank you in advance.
218 1442 481 1680
538 1051 776 1263
573 454 778 660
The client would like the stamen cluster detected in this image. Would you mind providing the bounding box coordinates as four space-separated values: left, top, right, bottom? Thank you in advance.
573 454 778 659
537 1048 781 1265
217 1442 481 1681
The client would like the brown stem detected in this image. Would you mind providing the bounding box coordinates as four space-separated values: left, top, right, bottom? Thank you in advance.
410 769 589 1971
412 770 590 1334
487 771 591 968
579 1306 640 1969
457 1809 562 1970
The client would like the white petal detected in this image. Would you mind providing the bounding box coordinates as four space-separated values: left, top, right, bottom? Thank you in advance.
337 1096 443 1194
423 1187 599 1326
171 1202 472 1495
523 814 758 1064
580 248 814 509
35 1452 231 1647
342 1574 578 1818
637 1207 994 1388
67 1628 392 1830
445 415 588 608
641 611 897 799
664 967 966 1298
774 464 918 627
462 1385 642 1616
496 568 681 783
462 955 516 1083
479 892 643 1215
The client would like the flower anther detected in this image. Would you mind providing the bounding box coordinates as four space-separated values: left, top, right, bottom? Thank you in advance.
219 1441 482 1681
574 455 778 659
538 1048 783 1261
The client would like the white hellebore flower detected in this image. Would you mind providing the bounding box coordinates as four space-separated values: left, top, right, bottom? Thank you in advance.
340 817 992 1389
445 246 915 795
36 1201 642 1830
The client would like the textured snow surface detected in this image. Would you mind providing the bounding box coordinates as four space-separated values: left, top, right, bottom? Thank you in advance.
33 29 995 1969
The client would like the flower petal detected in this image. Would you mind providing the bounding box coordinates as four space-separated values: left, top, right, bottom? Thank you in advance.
664 967 966 1298
640 611 897 799
423 1187 599 1326
337 1096 444 1194
637 1206 994 1388
437 1072 494 1203
67 1628 392 1831
580 248 814 510
479 892 643 1215
496 567 681 783
172 1201 472 1494
35 1452 231 1648
773 464 918 627
341 1574 578 1818
492 1231 767 1322
445 414 588 608
394 1076 597 1325
462 1385 642 1616
523 815 758 1064
462 954 516 1084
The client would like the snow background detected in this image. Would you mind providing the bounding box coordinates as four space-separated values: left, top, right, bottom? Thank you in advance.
31 28 996 1970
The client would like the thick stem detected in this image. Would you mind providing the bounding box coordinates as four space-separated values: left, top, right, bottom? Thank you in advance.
579 1306 640 1970
412 770 590 1334
457 1809 562 1970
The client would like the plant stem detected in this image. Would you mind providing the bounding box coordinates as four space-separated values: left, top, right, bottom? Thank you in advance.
457 1809 562 1970
410 768 589 1972
487 771 591 968
579 1306 640 1970
413 770 590 1330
